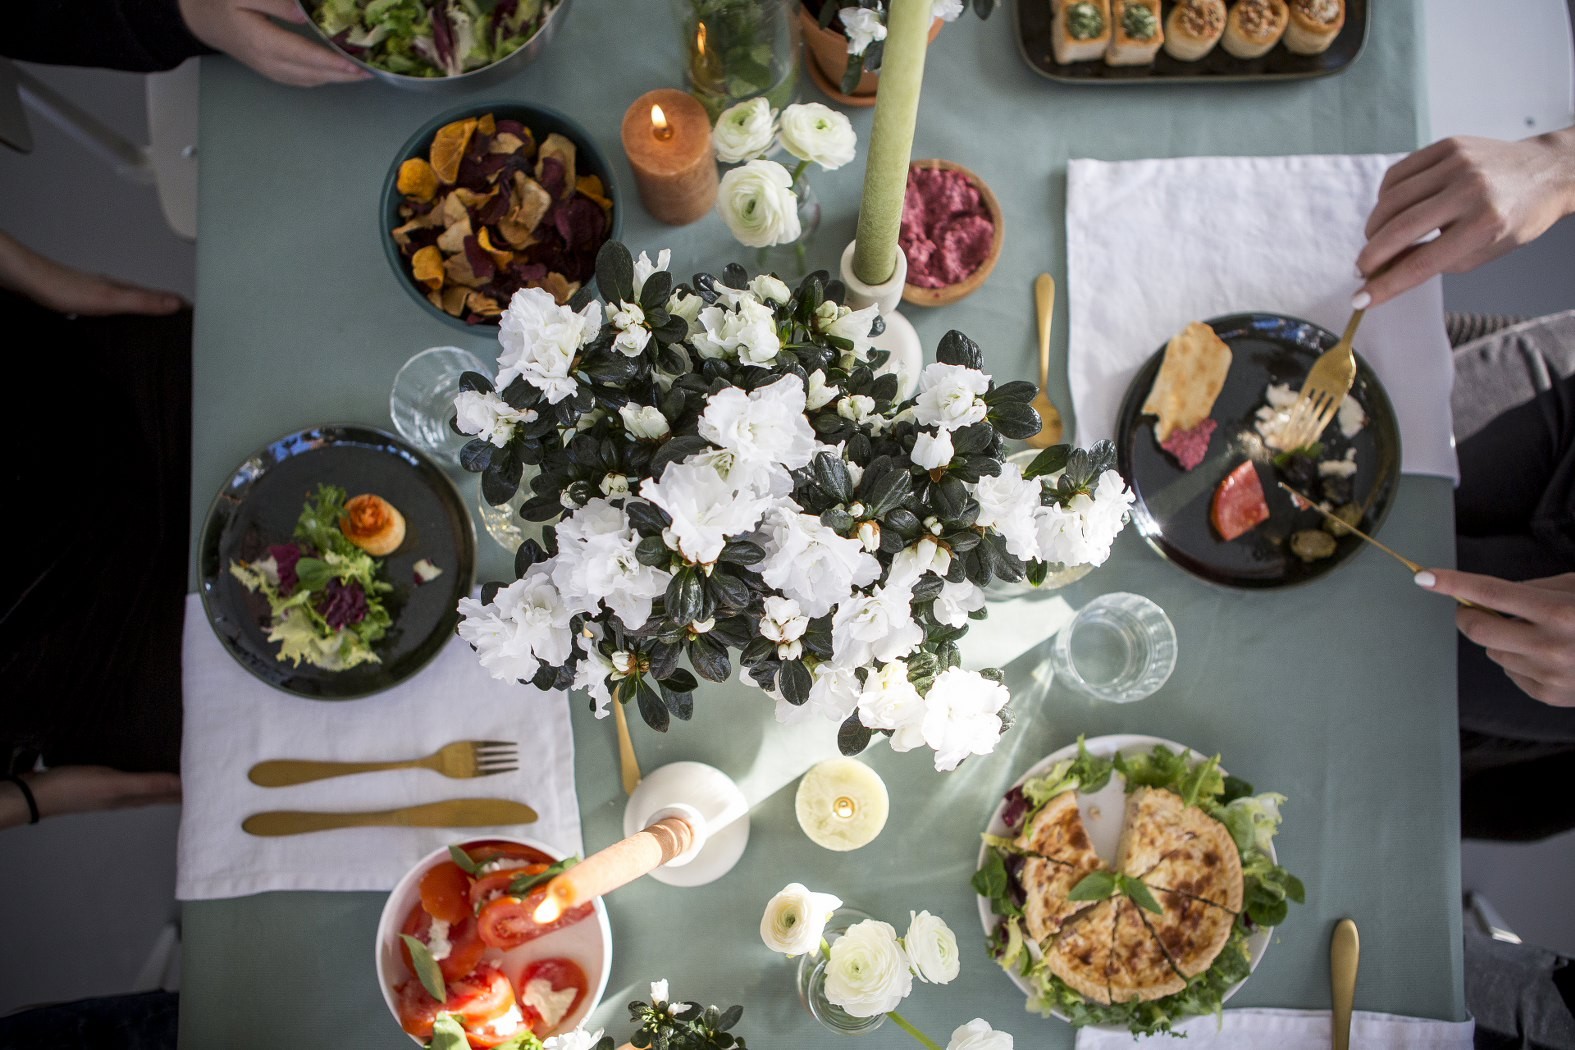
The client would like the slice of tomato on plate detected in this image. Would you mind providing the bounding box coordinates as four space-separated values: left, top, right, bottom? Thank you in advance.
420 860 474 925
476 891 594 950
518 958 589 1036
469 864 548 913
394 964 520 1045
401 903 486 983
1211 460 1271 541
461 840 556 867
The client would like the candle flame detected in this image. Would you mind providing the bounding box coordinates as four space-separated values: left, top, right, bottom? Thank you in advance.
697 22 707 55
533 884 565 924
833 796 857 819
650 104 674 142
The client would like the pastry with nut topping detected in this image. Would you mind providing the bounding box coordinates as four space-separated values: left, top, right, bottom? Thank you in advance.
1283 0 1344 54
1220 0 1289 59
1162 0 1226 61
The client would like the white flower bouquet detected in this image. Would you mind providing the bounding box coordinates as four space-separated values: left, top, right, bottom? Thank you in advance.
452 241 1132 771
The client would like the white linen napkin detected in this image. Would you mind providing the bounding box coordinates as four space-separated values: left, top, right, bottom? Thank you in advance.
1066 153 1457 482
177 593 582 901
1076 1008 1473 1049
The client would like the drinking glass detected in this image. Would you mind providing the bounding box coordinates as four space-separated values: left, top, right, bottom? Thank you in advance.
671 0 801 119
1049 592 1177 703
476 478 536 553
389 346 489 463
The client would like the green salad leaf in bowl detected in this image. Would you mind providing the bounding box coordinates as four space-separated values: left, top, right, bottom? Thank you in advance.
305 0 560 79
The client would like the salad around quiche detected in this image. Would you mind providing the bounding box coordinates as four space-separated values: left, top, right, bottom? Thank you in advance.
973 740 1304 1037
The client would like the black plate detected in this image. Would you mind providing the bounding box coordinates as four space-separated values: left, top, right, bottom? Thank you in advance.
1114 313 1400 589
1015 0 1368 84
198 425 475 699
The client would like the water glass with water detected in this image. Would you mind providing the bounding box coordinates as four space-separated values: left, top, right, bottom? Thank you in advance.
1049 592 1177 703
390 346 490 463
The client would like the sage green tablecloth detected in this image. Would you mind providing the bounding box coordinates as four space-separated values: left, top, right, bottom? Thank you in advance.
181 1 1465 1046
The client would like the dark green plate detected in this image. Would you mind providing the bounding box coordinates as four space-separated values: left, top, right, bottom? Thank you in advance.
198 425 475 699
1114 312 1401 589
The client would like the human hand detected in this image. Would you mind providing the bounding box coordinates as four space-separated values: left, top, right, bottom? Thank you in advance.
3 767 181 829
178 0 372 87
1355 129 1575 308
1417 569 1575 708
0 232 186 316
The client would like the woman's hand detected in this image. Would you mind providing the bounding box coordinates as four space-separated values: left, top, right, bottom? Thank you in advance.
177 0 372 87
3 767 182 830
0 232 186 316
1417 569 1575 708
1356 129 1575 308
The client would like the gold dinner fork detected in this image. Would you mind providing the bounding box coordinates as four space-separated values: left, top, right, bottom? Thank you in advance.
247 740 519 787
1279 307 1365 452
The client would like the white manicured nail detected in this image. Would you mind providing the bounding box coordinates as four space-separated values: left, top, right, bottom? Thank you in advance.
1414 570 1436 588
1352 291 1372 310
1354 265 1364 279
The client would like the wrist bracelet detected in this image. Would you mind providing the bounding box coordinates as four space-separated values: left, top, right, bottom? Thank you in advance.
3 774 39 825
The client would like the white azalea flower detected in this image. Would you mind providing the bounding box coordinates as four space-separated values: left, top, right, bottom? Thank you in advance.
919 667 1008 772
856 660 926 753
619 403 671 441
821 303 881 363
649 979 669 1004
543 1027 607 1050
904 910 961 984
691 297 782 364
641 458 774 564
889 536 950 584
1032 469 1133 569
630 248 671 299
946 1019 1013 1050
779 102 857 171
914 362 990 431
839 6 887 56
760 883 843 957
717 159 801 249
756 505 881 618
665 290 704 337
496 286 603 404
452 389 537 448
805 369 838 410
832 579 923 669
698 373 818 476
456 567 574 683
759 595 810 661
974 461 1043 561
933 577 985 628
610 299 650 357
777 662 863 725
550 498 670 630
824 920 911 1017
713 97 778 164
910 428 954 470
750 273 792 304
571 643 616 719
932 0 964 20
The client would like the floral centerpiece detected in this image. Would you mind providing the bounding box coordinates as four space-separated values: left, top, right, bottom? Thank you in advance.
810 0 998 96
451 241 1132 771
442 980 746 1050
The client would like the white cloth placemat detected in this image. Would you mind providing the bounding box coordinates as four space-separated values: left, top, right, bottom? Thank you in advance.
177 593 581 900
1077 1008 1473 1049
1066 153 1457 482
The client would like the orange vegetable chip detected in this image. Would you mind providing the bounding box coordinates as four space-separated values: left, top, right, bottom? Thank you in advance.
429 117 478 185
410 245 444 291
477 113 496 136
539 271 579 305
397 157 439 202
440 284 470 316
477 227 514 270
576 174 613 211
466 291 503 317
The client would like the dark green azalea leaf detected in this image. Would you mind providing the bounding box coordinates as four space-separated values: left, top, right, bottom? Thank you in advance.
936 330 984 370
595 240 635 305
459 438 494 474
813 451 854 503
479 580 504 605
983 379 1037 405
718 540 765 566
707 569 751 611
661 686 694 721
635 678 670 732
514 538 547 577
883 507 921 539
837 714 874 756
988 402 1042 440
687 634 732 682
458 370 494 395
719 1004 743 1032
951 423 994 455
1024 444 1071 480
625 500 669 534
635 535 670 567
662 668 698 693
638 270 673 312
779 659 812 705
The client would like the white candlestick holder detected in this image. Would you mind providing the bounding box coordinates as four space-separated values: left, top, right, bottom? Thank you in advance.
840 240 923 400
623 761 750 887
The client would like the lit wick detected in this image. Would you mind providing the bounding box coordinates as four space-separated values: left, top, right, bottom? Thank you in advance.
650 104 673 142
696 22 707 57
833 796 857 819
531 815 695 926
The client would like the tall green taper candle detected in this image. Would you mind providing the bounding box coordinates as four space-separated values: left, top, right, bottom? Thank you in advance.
852 0 931 286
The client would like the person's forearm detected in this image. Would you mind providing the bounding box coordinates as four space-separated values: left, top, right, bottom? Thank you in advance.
0 777 36 831
1532 125 1575 219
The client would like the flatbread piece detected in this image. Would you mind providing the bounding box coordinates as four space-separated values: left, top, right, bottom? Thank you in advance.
1141 321 1233 442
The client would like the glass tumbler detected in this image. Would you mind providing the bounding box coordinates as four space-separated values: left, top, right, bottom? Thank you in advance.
1049 592 1177 703
671 0 802 119
389 346 490 463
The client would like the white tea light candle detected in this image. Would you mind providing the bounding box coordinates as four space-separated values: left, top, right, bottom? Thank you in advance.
795 758 890 851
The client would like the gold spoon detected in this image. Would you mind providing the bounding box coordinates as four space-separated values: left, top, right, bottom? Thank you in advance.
1026 273 1065 448
1330 918 1359 1050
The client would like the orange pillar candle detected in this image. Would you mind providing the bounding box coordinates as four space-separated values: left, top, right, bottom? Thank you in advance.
533 816 695 923
620 89 718 226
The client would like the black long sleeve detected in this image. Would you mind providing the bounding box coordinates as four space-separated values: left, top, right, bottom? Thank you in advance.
5 0 215 72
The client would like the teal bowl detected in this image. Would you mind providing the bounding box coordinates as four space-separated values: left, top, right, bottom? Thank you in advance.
381 101 622 334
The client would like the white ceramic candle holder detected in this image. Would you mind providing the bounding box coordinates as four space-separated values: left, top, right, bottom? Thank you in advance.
622 761 749 887
840 240 923 400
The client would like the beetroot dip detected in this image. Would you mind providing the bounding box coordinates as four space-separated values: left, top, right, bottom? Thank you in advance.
901 166 996 289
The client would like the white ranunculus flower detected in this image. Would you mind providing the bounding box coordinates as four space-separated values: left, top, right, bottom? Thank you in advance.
496 286 603 404
839 6 887 56
974 461 1043 561
760 883 842 957
452 389 537 448
619 403 671 441
856 660 925 753
456 567 575 683
641 458 774 564
904 910 961 984
571 643 616 718
777 661 863 725
933 577 985 628
712 97 778 164
550 497 670 629
832 579 923 669
717 159 802 249
699 373 817 474
910 428 954 470
543 1027 607 1050
919 667 1008 772
756 505 881 618
779 102 857 171
631 248 671 299
932 0 964 21
914 362 991 431
824 919 912 1017
750 273 792 305
946 1018 1013 1050
805 370 837 410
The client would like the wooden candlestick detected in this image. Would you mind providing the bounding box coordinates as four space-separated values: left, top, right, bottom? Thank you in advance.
533 816 696 923
620 89 718 226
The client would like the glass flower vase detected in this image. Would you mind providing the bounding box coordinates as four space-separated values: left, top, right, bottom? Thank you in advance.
672 0 801 120
758 180 821 281
795 908 885 1036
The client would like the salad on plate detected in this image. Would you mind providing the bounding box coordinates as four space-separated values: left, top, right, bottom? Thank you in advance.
306 0 559 78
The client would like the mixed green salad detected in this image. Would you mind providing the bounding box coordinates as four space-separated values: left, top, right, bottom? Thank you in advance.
230 485 394 671
307 0 558 78
972 741 1306 1038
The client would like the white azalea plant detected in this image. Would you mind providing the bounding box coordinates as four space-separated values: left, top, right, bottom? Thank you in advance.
452 241 1132 770
541 980 747 1050
760 884 1013 1050
818 0 999 95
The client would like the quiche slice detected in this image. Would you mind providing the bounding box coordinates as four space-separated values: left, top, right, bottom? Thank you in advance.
1045 898 1117 1006
1141 886 1238 979
1140 820 1244 914
1015 791 1102 868
1113 787 1195 877
1022 852 1105 944
1107 896 1186 1002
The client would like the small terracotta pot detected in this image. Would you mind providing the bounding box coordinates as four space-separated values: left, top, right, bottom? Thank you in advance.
901 158 1004 308
798 4 943 107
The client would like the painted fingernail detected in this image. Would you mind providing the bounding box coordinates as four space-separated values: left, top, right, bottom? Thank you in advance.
1352 291 1372 310
1414 570 1436 588
1354 264 1364 279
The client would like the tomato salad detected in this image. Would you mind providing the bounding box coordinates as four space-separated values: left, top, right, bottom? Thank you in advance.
392 840 595 1048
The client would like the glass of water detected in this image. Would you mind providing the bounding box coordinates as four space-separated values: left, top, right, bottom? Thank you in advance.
389 346 490 463
1049 592 1177 703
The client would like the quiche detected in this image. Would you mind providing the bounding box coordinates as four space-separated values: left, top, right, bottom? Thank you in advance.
1046 899 1117 1005
1022 854 1104 944
1142 886 1238 978
1140 821 1244 913
1108 897 1185 1002
1015 791 1102 867
1113 787 1194 876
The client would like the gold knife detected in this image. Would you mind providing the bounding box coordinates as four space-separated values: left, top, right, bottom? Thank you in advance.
242 798 538 836
1330 918 1359 1050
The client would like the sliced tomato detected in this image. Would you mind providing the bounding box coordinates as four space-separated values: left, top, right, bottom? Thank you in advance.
461 840 555 867
394 965 520 1045
420 861 475 925
401 903 487 983
518 958 589 1036
476 891 595 950
469 864 548 913
394 978 443 1039
1211 460 1271 541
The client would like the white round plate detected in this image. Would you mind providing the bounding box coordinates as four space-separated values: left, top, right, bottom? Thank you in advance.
974 734 1273 1028
376 836 613 1043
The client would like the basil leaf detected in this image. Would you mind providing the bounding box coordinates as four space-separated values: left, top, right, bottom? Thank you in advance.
1119 875 1164 915
447 845 481 876
401 933 446 1002
427 1013 469 1050
507 856 579 898
1067 870 1118 902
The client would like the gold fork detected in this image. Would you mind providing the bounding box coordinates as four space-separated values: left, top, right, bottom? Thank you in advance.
247 740 519 787
1279 307 1364 452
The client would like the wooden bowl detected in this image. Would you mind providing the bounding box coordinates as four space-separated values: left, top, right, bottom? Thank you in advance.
901 159 1004 308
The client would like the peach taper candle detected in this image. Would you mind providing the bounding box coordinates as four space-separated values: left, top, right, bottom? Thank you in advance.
533 816 696 923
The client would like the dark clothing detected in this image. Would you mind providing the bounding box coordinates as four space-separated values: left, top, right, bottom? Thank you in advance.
0 990 177 1050
1466 925 1575 1050
0 291 190 775
1452 310 1575 840
3 0 211 72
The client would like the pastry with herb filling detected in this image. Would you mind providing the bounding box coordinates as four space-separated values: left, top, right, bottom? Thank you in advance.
1053 0 1112 64
1107 0 1164 65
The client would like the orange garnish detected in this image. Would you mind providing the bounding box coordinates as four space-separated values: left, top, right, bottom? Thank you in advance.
429 117 478 185
396 157 439 202
410 245 444 291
